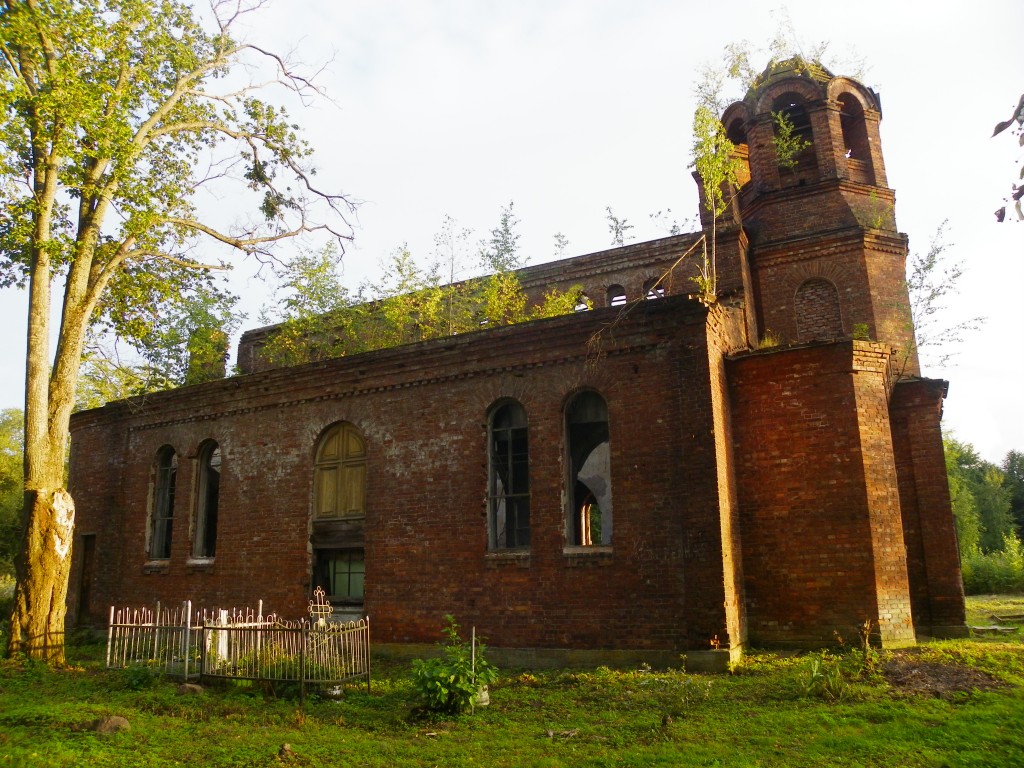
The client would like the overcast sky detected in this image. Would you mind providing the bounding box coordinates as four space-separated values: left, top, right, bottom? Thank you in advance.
0 0 1020 462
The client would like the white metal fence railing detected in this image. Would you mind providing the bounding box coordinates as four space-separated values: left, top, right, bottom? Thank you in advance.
106 597 370 693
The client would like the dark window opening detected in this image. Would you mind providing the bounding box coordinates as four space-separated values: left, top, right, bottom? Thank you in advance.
643 278 665 299
150 447 177 559
607 284 627 307
566 391 612 546
489 402 530 549
315 548 365 603
771 93 817 180
193 442 220 558
839 94 870 161
725 117 752 188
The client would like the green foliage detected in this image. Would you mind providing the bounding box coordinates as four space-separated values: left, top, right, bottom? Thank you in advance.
259 212 585 368
945 437 1018 560
0 410 23 578
0 628 1023 765
479 202 524 272
771 110 812 171
1003 450 1024 533
410 616 498 716
962 532 1024 595
802 651 848 702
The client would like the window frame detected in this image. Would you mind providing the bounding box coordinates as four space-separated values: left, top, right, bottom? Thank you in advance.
487 400 531 550
149 446 177 560
191 440 221 559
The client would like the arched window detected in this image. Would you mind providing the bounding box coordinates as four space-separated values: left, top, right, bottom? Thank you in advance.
149 446 177 559
566 391 612 546
314 422 366 519
607 284 627 307
725 117 751 188
488 401 530 549
312 423 367 608
192 441 220 558
772 93 817 182
795 278 843 342
838 93 874 184
643 278 665 300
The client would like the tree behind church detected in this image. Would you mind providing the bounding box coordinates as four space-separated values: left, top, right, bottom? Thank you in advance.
0 0 353 663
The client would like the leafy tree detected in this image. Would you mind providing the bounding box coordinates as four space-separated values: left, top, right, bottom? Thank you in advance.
0 0 353 662
944 437 1017 557
0 410 23 578
945 437 983 557
605 207 634 247
479 202 524 273
1003 450 1024 532
552 232 569 259
77 282 242 410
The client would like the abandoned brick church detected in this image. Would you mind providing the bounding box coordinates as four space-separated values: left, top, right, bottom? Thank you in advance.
67 61 967 668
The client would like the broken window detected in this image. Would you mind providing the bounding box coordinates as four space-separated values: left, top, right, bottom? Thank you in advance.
315 548 365 603
607 284 627 307
149 446 177 559
314 422 366 519
566 391 612 546
488 401 530 549
192 441 220 558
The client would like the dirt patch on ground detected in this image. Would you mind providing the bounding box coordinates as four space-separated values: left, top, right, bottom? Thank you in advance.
883 654 1008 698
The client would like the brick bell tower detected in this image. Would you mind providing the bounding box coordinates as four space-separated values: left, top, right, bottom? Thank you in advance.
712 58 919 376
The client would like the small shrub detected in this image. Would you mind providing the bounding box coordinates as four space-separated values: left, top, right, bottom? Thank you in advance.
410 615 498 716
802 651 847 702
118 663 163 691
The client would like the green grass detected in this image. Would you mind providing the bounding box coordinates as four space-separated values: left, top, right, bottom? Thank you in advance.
1 601 1023 767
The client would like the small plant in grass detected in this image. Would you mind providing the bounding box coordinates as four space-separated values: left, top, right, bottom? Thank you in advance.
410 615 498 715
802 651 847 702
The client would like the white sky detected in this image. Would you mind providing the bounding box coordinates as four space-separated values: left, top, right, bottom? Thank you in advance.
0 0 1021 463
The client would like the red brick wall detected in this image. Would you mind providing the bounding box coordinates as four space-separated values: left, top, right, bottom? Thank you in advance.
70 297 744 652
890 378 966 634
728 341 915 646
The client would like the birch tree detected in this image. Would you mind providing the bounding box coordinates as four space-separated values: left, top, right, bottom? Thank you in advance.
0 0 353 662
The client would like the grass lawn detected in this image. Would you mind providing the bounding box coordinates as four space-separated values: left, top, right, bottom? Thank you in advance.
1 597 1022 767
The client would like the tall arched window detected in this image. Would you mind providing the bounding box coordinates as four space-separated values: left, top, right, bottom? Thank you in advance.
488 401 530 549
566 391 613 546
192 441 220 558
149 446 177 559
314 422 366 519
838 93 875 184
795 278 843 342
312 422 367 608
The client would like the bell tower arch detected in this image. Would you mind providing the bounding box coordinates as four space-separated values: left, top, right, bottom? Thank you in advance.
709 59 918 375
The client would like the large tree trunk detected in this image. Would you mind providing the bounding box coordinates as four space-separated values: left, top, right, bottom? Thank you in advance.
8 487 75 664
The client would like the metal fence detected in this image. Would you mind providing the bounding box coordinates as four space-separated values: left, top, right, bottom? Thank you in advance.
106 599 370 693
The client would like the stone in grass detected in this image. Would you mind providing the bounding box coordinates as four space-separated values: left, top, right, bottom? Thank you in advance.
177 683 205 695
92 716 131 735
